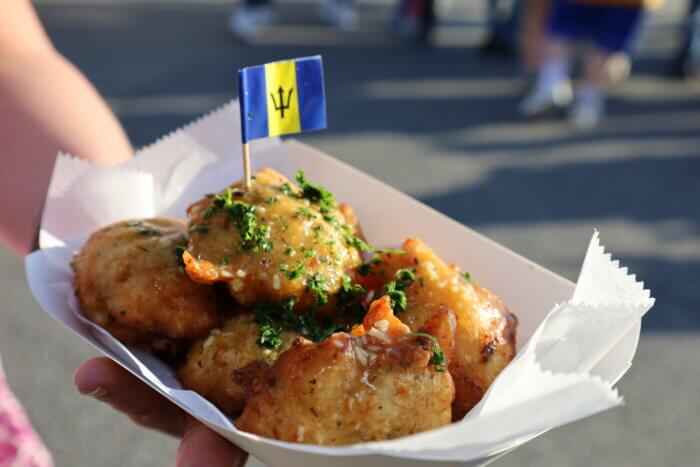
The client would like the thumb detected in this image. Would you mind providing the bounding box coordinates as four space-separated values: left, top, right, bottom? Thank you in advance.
176 420 248 467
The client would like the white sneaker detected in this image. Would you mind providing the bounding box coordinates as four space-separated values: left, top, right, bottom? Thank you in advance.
519 79 573 118
228 5 275 39
569 94 605 129
318 0 358 31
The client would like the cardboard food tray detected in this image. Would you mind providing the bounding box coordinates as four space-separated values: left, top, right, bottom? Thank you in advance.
25 102 653 467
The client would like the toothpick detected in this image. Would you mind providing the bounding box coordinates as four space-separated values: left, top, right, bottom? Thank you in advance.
243 142 252 190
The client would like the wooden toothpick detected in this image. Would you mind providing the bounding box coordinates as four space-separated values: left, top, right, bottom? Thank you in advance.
243 142 252 190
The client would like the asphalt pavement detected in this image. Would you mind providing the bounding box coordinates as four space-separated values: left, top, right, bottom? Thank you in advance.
1 0 699 466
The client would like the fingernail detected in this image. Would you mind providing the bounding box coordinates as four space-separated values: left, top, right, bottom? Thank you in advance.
85 387 109 399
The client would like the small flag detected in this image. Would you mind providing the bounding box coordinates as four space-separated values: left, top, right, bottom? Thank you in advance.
238 56 327 143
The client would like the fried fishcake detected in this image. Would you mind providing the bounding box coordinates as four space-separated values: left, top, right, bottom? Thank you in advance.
364 238 517 420
183 168 363 313
178 313 297 414
72 218 220 345
235 297 455 445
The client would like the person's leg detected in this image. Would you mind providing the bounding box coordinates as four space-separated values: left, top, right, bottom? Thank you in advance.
570 4 643 128
519 0 552 76
519 0 585 116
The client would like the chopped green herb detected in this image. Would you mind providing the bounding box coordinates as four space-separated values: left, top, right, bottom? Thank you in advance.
226 200 272 252
285 262 305 280
295 170 335 209
285 246 296 256
280 183 294 196
252 296 343 345
257 323 282 350
279 263 289 272
265 196 279 205
404 332 447 372
461 271 477 284
383 269 416 312
189 225 210 234
300 246 315 258
373 248 405 255
357 256 382 276
306 272 329 307
336 275 367 305
319 206 337 223
296 207 317 220
344 234 372 252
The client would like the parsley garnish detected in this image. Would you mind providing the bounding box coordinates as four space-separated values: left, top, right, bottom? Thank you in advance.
285 262 305 280
280 183 294 196
383 269 416 312
257 322 282 350
285 246 296 256
306 272 329 307
265 196 278 205
226 201 272 252
295 170 335 209
296 207 317 220
344 234 405 256
404 332 447 372
461 271 477 284
252 296 343 346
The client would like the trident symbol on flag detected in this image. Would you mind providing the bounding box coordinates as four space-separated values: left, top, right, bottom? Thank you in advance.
270 86 294 119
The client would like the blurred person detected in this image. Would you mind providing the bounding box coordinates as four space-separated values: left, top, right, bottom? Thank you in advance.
392 0 435 43
0 1 247 466
481 0 523 55
229 0 358 39
671 0 700 79
519 0 659 129
519 0 551 77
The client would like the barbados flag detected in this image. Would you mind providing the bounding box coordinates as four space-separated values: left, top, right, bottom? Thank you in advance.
238 56 327 143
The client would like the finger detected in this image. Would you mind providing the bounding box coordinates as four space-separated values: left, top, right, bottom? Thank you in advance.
73 357 188 437
176 421 248 467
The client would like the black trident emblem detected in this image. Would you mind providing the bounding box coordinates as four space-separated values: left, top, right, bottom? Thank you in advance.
270 86 294 119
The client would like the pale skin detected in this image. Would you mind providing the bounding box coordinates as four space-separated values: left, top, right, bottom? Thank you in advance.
0 1 246 465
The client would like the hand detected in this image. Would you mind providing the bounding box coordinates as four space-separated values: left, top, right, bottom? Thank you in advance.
74 357 247 467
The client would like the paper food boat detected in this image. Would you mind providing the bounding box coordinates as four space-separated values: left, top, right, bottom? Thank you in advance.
25 102 654 467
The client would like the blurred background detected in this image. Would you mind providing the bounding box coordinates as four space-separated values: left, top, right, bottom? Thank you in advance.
1 0 699 465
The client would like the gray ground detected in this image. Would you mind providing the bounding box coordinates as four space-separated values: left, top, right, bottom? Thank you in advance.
1 0 698 465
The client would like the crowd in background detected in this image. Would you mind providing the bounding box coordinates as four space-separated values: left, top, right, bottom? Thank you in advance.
229 0 700 129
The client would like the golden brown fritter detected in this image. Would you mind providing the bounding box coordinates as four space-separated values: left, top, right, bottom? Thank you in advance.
183 168 363 313
361 238 517 420
235 296 455 445
178 313 297 414
72 218 220 345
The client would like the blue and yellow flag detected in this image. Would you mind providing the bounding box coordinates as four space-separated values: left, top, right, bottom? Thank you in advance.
238 56 327 143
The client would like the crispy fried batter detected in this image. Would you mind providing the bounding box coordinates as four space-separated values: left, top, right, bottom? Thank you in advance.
72 218 220 345
184 168 362 312
235 296 455 445
367 238 517 420
179 313 297 414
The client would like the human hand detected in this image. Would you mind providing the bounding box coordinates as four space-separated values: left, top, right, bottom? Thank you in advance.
74 357 247 467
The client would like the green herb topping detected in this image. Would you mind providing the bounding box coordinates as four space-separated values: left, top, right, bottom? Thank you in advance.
295 170 335 209
227 200 272 253
306 272 329 307
383 268 416 312
404 332 447 372
252 296 343 346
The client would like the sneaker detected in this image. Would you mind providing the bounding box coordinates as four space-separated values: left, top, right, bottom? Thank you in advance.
569 93 605 129
318 0 358 31
519 79 573 117
228 5 275 39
